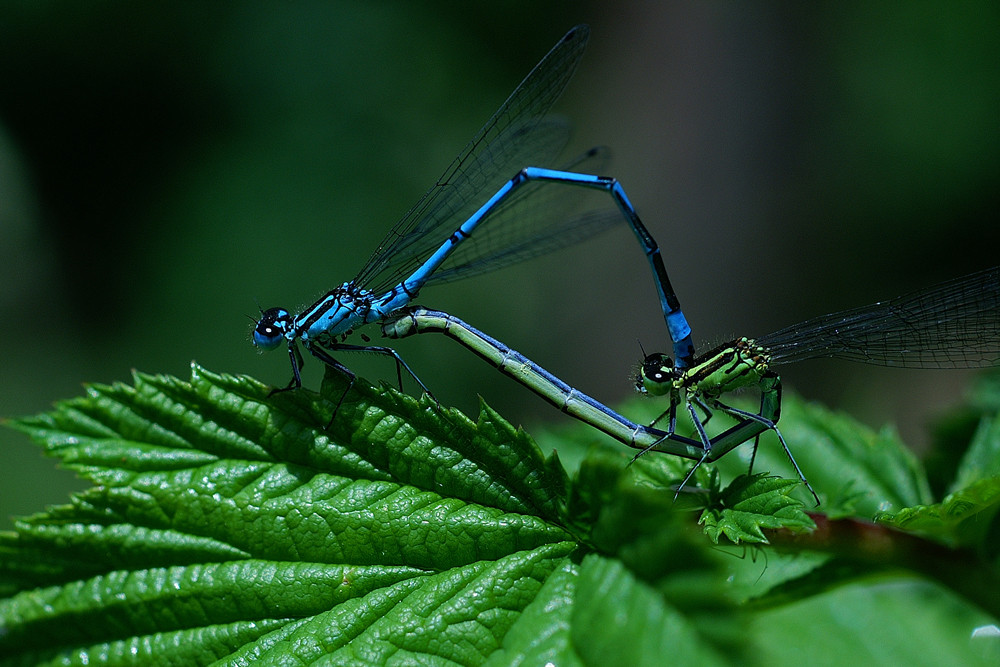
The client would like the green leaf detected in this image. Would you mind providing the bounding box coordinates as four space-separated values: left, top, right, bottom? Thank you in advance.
3 364 999 665
876 403 1000 556
481 559 578 667
952 412 1000 492
747 579 999 667
876 477 1000 550
570 453 744 662
0 365 745 665
0 365 575 664
569 555 732 666
925 373 1000 495
699 474 816 545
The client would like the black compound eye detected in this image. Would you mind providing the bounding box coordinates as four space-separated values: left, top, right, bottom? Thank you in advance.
643 353 674 381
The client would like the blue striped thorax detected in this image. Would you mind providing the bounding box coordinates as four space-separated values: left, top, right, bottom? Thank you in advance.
294 283 376 344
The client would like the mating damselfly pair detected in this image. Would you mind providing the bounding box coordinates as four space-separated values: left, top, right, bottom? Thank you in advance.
253 25 1000 502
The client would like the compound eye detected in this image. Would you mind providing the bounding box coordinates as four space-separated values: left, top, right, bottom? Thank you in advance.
644 352 674 381
253 308 291 350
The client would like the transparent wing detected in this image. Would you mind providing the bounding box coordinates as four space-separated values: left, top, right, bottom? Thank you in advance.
760 266 1000 368
424 145 620 283
352 25 591 294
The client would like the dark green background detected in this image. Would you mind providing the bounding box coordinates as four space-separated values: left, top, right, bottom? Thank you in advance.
3 1 998 528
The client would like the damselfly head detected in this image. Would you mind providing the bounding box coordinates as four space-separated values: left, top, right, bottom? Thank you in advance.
253 307 292 350
635 352 679 396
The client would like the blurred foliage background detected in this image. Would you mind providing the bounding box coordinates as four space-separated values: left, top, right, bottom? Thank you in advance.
2 1 998 529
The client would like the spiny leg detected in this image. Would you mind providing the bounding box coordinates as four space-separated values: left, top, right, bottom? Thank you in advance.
329 342 434 396
314 341 441 428
674 447 712 501
302 343 360 428
707 392 818 505
631 389 682 461
648 394 677 431
632 391 718 500
670 396 717 499
268 342 306 397
691 395 714 426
